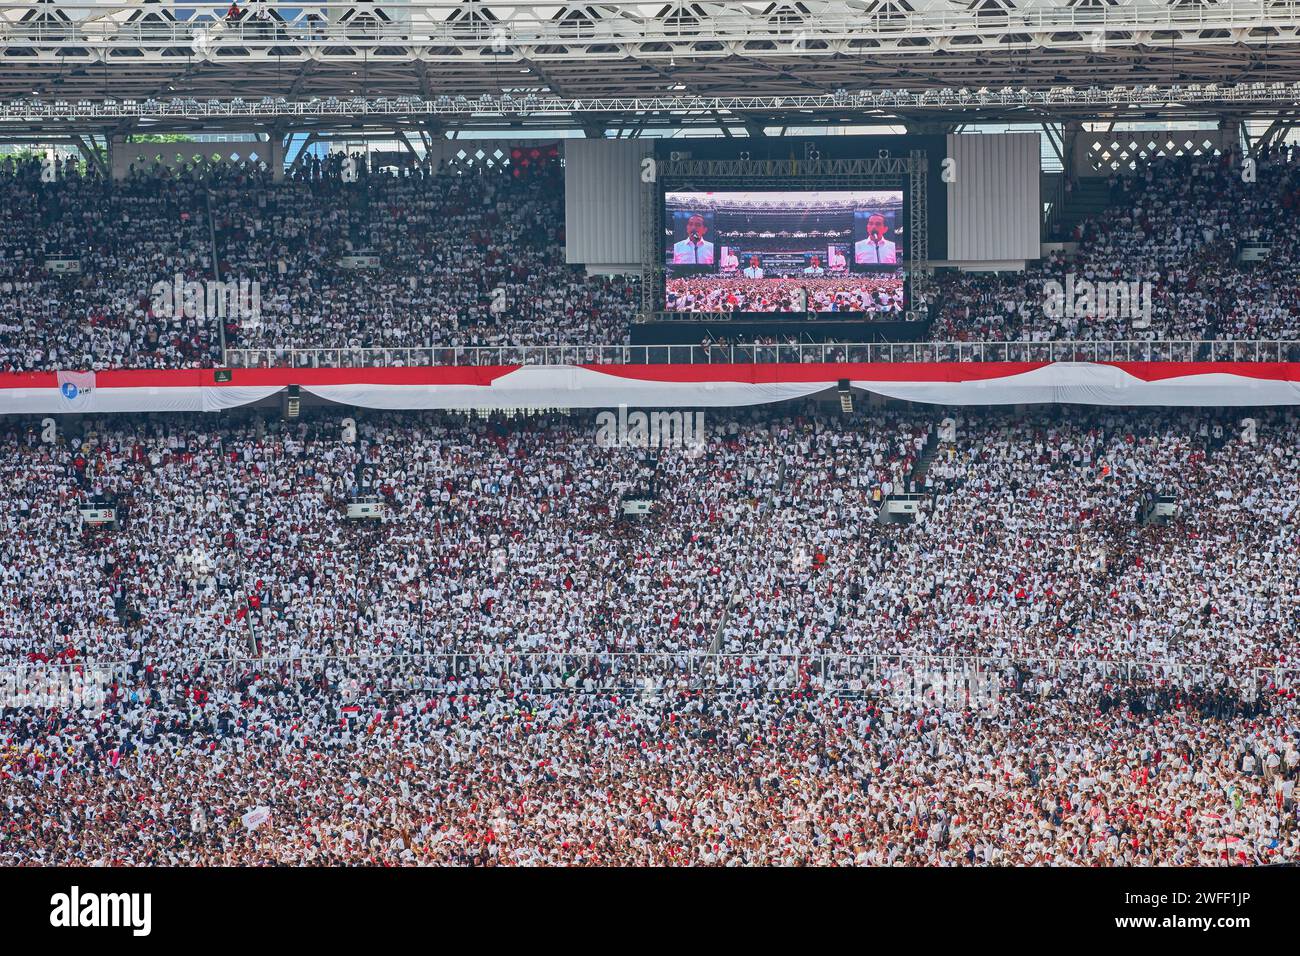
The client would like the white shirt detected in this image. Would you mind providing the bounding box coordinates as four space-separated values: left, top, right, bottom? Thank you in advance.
672 238 714 264
855 237 897 264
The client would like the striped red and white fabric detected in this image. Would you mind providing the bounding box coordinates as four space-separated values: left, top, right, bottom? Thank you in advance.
2 361 1300 414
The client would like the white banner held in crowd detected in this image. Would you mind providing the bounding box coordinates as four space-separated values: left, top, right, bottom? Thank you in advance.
241 806 272 831
55 370 96 410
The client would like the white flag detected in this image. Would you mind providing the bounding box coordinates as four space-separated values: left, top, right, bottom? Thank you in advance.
56 370 96 409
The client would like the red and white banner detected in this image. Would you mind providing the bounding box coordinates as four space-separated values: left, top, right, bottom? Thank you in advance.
2 362 1300 414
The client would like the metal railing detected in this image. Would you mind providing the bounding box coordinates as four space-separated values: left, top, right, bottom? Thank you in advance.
3 652 1289 704
223 339 1300 369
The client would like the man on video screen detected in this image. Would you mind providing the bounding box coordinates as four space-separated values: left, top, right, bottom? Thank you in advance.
855 213 898 264
671 214 715 265
803 255 826 277
743 255 765 279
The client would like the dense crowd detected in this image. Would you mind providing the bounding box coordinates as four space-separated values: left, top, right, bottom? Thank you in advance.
1 404 1297 865
12 404 1296 669
3 680 1294 866
2 139 1299 867
0 156 218 370
3 146 1300 370
931 146 1300 343
212 153 637 352
665 275 905 314
0 152 638 372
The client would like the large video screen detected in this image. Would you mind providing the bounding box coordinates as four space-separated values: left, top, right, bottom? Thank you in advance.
663 189 905 314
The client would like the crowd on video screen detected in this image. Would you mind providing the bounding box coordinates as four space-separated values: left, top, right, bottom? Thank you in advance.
663 190 905 315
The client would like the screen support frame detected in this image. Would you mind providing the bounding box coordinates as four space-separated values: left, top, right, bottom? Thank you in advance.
640 152 929 322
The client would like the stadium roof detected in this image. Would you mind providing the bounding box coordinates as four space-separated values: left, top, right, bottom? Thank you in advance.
2 1 1300 132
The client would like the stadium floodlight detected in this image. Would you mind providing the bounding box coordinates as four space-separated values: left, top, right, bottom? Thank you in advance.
3 81 1300 126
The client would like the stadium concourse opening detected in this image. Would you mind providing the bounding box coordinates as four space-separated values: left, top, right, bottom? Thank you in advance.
0 6 1299 925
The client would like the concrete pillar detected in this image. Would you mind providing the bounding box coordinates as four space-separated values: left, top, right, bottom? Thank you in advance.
109 135 127 181
269 134 286 182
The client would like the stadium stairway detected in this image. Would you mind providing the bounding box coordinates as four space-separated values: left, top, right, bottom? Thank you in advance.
1056 179 1113 239
907 425 941 492
205 189 227 357
707 592 740 656
707 456 788 656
